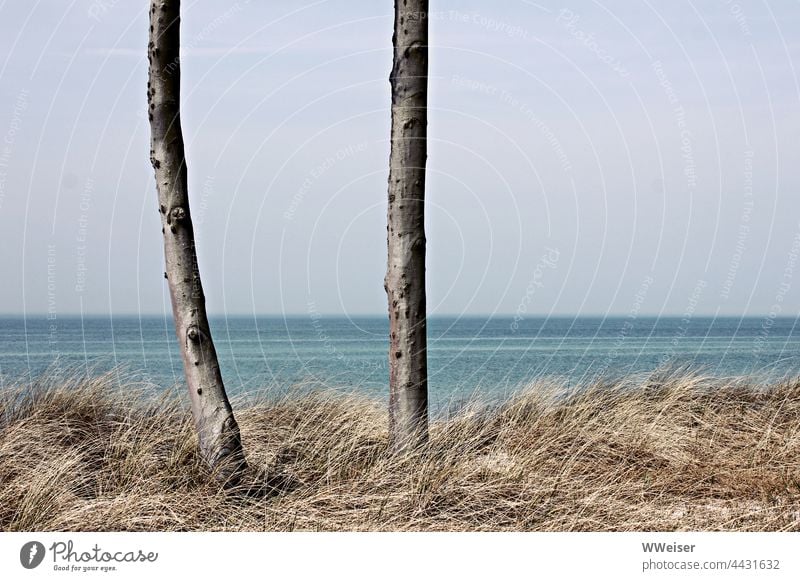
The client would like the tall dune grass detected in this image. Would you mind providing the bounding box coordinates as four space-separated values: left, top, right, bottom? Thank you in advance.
1 370 798 531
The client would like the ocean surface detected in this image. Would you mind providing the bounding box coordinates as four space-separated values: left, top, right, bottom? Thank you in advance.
2 315 800 407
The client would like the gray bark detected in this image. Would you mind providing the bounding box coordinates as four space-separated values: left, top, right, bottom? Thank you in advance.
147 0 246 483
385 0 429 451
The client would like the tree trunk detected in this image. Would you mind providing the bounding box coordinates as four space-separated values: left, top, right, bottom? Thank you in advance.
147 0 246 483
385 0 429 451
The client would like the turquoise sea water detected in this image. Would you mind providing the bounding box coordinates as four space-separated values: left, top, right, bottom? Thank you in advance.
2 315 799 406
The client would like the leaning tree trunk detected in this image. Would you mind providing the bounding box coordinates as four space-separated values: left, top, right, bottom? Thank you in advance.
147 0 246 483
385 0 429 451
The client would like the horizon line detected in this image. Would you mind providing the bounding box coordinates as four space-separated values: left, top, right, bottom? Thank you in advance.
2 312 798 320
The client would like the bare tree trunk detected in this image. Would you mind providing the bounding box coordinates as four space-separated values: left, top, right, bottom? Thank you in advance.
385 0 429 451
147 0 246 483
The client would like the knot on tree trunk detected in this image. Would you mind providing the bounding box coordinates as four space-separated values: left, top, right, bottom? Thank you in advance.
187 325 201 342
170 206 186 222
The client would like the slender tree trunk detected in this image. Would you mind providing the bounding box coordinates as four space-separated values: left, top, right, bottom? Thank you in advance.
147 0 246 483
385 0 429 451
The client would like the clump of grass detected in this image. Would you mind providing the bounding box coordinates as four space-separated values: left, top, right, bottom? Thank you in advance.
0 370 798 531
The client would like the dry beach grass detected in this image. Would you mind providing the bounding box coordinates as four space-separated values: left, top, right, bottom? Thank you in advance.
1 370 799 531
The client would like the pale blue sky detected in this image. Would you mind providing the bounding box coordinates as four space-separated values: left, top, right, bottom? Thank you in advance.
0 0 799 317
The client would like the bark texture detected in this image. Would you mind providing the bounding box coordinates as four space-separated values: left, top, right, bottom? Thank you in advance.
147 0 245 483
385 0 429 451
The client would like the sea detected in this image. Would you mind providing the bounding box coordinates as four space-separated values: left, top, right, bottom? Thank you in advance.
2 315 799 408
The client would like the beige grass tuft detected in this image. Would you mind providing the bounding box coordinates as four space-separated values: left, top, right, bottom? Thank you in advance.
1 370 798 531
